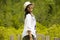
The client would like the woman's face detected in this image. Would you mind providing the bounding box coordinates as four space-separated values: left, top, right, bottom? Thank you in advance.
27 4 34 13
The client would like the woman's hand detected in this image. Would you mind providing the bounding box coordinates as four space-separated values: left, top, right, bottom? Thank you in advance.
27 30 33 40
27 30 31 35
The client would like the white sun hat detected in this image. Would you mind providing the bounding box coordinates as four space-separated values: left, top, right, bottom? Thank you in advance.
24 1 32 9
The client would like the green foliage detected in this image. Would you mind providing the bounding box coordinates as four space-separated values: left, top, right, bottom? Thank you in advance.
0 22 60 40
0 0 60 28
36 22 60 40
47 24 60 38
0 26 23 40
0 0 60 40
0 26 17 40
36 22 48 34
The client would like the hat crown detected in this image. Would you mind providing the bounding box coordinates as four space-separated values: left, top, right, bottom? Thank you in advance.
24 1 31 9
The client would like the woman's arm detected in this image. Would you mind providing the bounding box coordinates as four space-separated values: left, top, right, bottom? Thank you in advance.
27 30 33 40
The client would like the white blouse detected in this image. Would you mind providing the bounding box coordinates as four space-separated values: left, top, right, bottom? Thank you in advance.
22 13 36 38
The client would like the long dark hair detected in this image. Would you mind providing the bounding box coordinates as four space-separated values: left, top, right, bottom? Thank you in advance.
24 4 32 18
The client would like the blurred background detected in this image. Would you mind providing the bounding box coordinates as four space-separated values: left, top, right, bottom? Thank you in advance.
0 0 60 40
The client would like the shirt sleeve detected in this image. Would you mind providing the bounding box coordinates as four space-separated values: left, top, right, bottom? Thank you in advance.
26 14 32 31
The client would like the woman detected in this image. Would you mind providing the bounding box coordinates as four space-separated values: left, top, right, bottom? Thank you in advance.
22 1 36 40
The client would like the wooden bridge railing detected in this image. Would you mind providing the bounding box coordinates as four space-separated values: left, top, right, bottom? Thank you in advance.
10 34 60 40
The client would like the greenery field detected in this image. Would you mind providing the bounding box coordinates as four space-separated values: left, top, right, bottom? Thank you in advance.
0 0 60 40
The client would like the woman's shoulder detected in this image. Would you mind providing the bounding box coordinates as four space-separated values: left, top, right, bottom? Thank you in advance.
26 14 31 17
26 13 35 18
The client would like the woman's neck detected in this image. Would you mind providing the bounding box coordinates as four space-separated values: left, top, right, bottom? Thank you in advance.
26 12 33 16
